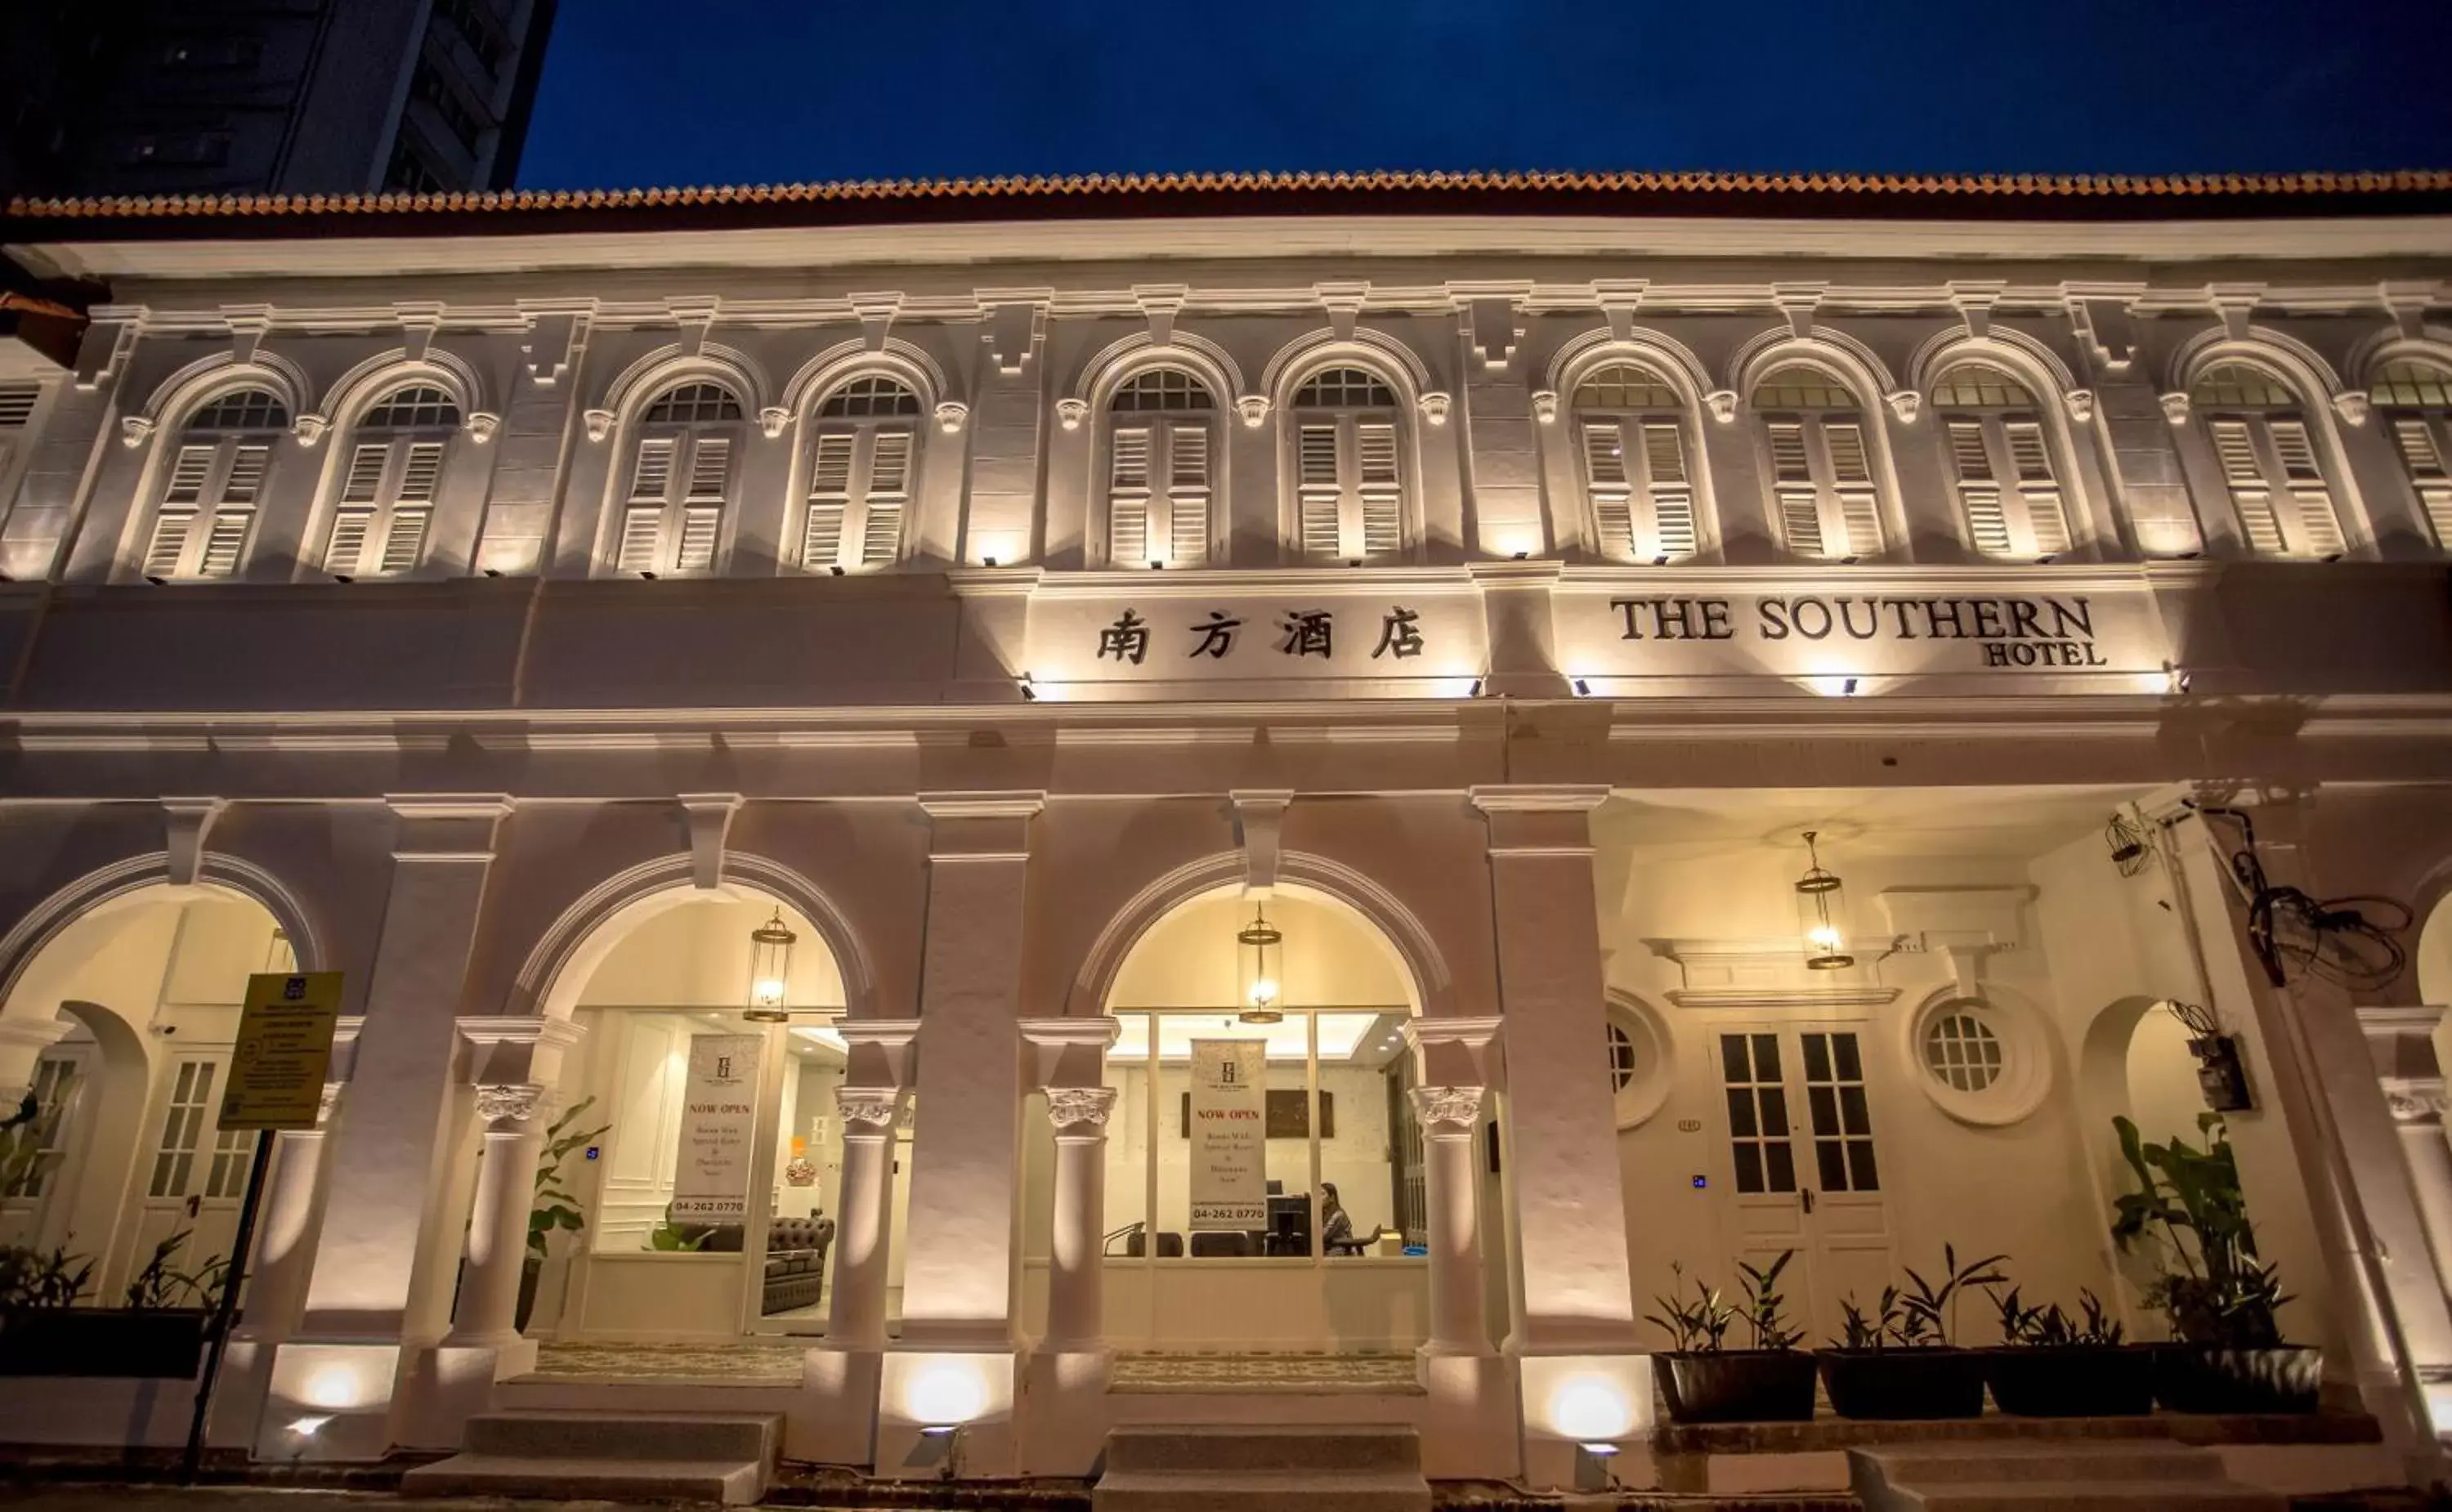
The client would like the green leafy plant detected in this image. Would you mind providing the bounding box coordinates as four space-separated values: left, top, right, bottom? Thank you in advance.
1839 1286 1904 1350
528 1096 611 1262
647 1202 710 1252
121 1231 225 1310
2111 1112 2288 1348
0 1090 45 1200
1897 1242 2007 1347
0 1243 94 1309
1644 1262 1735 1353
1736 1250 1806 1351
1993 1286 2124 1348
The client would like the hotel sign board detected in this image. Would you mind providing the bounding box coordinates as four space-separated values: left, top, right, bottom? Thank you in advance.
671 1033 763 1223
1187 1039 1267 1231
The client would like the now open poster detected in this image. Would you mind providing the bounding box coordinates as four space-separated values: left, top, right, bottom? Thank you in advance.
1188 1039 1267 1231
671 1033 763 1223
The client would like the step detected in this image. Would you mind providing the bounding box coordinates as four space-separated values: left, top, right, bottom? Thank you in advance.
1091 1468 1431 1512
461 1408 778 1462
1104 1423 1422 1474
1858 1442 2232 1484
400 1452 767 1505
1893 1482 2283 1512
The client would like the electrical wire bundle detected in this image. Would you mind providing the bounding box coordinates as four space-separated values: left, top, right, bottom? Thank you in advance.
2161 999 2222 1039
2189 803 2412 991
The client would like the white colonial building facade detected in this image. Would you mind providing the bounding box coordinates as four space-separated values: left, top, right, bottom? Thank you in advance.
2 169 2452 1496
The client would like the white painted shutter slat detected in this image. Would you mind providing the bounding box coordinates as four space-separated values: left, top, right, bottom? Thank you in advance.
803 503 845 569
324 510 372 575
198 511 249 577
2005 421 2070 555
684 436 731 502
674 507 720 572
378 508 428 574
866 430 912 499
1109 425 1151 564
1823 422 1882 556
859 499 902 566
1580 422 1632 558
1948 421 2011 555
396 441 445 500
1358 421 1401 557
1356 422 1399 486
628 437 675 502
144 513 194 579
339 442 389 503
219 445 271 504
1641 423 1695 558
615 508 661 574
2210 418 2285 554
1167 423 1209 566
2390 418 2452 545
163 445 214 504
2265 418 2343 556
1110 427 1152 494
1296 423 1340 557
809 432 855 499
0 385 37 427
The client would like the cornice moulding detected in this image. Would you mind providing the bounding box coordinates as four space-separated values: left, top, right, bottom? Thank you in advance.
1665 986 1904 1010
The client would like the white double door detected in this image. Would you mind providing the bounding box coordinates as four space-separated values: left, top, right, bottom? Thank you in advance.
1712 1025 1894 1348
125 1053 255 1297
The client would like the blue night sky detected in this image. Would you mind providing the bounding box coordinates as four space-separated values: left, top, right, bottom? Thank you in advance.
516 0 2452 190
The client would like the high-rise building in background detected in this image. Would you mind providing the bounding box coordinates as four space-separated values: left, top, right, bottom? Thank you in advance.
1 0 557 204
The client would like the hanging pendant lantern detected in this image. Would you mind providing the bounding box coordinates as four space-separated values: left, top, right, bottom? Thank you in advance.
1795 830 1855 972
745 908 798 1022
1237 902 1285 1025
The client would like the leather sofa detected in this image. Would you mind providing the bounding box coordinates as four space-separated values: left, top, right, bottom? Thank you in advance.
698 1215 835 1314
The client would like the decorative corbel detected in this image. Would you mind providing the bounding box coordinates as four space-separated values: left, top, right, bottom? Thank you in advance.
1946 281 2006 341
2159 392 2192 427
119 414 157 450
981 297 1048 377
758 405 791 440
1056 397 1089 432
2379 281 2436 341
1231 790 1294 892
1884 391 1922 423
2063 389 2096 423
1704 390 1739 423
163 798 226 888
74 311 138 391
848 291 901 353
669 294 720 357
583 408 615 442
518 307 585 387
678 793 743 891
2064 288 2141 374
464 411 501 443
1592 279 1648 342
291 413 329 447
1418 391 1452 427
935 400 969 436
2331 391 2372 427
1134 284 1188 348
1462 293 1524 372
1236 395 1271 429
2206 284 2262 342
1316 282 1369 343
1770 282 1826 340
1531 390 1559 425
222 306 273 367
395 301 445 362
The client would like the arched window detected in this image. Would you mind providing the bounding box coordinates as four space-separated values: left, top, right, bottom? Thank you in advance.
1290 365 1404 561
2189 360 2345 557
1570 361 1695 562
323 383 459 578
803 375 921 572
1931 364 2072 560
144 386 289 580
2372 359 2452 547
1751 363 1882 560
615 380 742 576
1106 367 1215 567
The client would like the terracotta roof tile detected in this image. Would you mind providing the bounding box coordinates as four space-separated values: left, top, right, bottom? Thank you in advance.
9 168 2452 235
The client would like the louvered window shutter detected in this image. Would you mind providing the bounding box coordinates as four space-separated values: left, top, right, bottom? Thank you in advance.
1822 423 1882 557
1167 423 1210 566
859 430 911 566
1766 422 1823 557
620 437 674 573
2388 417 2452 545
2209 419 2284 554
1581 422 1632 559
2004 421 2069 556
2266 419 2342 556
147 445 217 577
803 432 854 570
1946 421 2010 555
326 442 389 573
1639 423 1694 559
196 444 270 577
1296 424 1341 557
672 436 729 572
378 441 444 574
1110 426 1152 565
1358 421 1402 557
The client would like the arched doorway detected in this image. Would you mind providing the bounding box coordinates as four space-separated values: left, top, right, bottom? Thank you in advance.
0 884 290 1304
1037 882 1437 1353
2077 995 2220 1330
530 890 885 1344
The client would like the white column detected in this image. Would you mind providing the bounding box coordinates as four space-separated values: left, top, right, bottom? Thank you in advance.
1412 1085 1490 1357
240 1079 347 1337
445 1083 547 1346
2382 1077 2452 1289
826 1086 906 1350
1042 1086 1117 1351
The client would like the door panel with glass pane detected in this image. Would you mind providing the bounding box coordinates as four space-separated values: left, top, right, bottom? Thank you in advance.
128 1055 252 1300
1716 1027 1892 1345
0 1047 93 1249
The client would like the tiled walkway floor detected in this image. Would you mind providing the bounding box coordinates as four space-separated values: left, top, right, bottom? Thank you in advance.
524 1339 1419 1393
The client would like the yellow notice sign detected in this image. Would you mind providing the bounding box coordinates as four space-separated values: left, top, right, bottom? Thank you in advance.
218 973 344 1131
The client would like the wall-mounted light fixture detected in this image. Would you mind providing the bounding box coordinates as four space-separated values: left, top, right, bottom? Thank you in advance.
1237 904 1284 1025
1795 830 1855 971
745 909 797 1022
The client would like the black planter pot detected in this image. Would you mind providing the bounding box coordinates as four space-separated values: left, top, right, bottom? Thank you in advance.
1818 1348 1989 1420
1984 1344 2156 1416
0 1308 211 1379
2153 1344 2321 1414
1658 1349 1819 1423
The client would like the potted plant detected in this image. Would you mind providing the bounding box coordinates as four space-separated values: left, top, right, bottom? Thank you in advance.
521 1096 611 1330
1649 1252 1817 1423
0 1230 220 1379
1984 1286 2150 1416
1817 1243 2002 1419
2111 1112 2319 1412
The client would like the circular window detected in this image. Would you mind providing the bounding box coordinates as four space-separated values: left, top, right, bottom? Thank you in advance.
1605 1022 1637 1093
1923 1012 2003 1092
